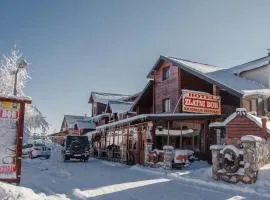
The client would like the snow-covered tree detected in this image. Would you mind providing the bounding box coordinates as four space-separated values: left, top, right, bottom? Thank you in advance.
0 46 49 136
0 46 30 96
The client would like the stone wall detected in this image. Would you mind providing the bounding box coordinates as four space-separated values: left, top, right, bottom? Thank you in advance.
211 135 270 184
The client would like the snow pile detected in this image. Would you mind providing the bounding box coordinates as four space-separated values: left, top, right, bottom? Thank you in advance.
210 145 225 150
241 135 264 142
130 160 270 198
220 145 243 156
0 181 69 200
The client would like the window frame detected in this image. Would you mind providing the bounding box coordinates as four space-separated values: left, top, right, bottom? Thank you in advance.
162 98 171 113
162 66 171 81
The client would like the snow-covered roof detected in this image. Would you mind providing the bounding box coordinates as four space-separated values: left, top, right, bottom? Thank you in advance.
172 56 270 97
89 92 131 105
0 93 32 102
75 120 96 130
92 113 110 122
105 100 133 114
228 55 270 75
209 108 270 133
63 115 92 129
169 57 221 73
147 55 270 98
96 113 217 131
241 135 264 142
242 89 270 99
206 69 267 95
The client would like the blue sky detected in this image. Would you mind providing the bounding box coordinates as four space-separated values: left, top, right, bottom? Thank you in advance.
1 0 270 132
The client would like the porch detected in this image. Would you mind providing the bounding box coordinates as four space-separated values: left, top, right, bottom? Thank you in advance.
86 113 222 166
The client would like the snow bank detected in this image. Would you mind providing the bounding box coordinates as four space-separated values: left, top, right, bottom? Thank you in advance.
210 145 225 150
220 145 243 156
0 181 68 200
241 135 264 142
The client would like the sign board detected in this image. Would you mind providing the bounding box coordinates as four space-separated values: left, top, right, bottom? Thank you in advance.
182 90 221 115
0 101 19 180
0 96 30 184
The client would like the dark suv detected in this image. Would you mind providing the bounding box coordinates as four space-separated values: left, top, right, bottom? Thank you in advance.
62 136 90 162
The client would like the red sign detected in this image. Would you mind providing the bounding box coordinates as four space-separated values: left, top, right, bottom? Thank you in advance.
0 165 16 173
0 109 19 119
182 90 221 115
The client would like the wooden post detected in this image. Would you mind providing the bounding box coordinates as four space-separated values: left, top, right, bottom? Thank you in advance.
203 121 207 153
180 121 183 148
16 101 25 184
113 127 115 145
167 121 170 145
117 126 120 146
153 70 156 113
192 120 195 151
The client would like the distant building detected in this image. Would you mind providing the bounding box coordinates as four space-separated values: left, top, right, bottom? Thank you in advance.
60 115 95 135
88 92 139 126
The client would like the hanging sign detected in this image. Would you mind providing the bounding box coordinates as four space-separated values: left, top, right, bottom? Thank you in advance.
0 101 19 179
182 90 221 115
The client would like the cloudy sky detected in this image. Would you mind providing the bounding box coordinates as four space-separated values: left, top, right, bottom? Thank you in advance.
0 0 270 132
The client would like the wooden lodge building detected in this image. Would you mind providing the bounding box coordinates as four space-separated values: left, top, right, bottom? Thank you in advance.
50 115 96 144
86 53 270 165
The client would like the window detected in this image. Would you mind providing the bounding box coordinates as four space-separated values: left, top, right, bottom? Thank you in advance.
162 98 171 112
162 66 170 80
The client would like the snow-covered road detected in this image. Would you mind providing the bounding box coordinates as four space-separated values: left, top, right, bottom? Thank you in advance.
19 156 268 200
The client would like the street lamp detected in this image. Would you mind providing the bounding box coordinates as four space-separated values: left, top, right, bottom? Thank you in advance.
13 59 27 96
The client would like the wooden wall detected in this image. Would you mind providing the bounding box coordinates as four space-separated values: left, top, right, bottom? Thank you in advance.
154 61 180 113
226 115 264 145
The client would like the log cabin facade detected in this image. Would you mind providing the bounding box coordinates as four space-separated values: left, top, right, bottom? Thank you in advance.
87 53 270 165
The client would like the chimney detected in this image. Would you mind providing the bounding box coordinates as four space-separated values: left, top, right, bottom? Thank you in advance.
261 116 268 139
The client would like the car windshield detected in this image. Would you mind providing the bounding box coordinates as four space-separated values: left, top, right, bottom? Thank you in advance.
66 136 89 146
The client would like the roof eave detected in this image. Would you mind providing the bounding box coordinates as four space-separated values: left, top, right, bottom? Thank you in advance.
146 55 243 98
164 57 244 98
146 55 168 78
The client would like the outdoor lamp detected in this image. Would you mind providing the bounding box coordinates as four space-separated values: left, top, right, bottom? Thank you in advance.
13 59 27 96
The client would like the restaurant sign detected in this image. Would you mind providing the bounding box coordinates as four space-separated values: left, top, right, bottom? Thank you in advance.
182 90 221 115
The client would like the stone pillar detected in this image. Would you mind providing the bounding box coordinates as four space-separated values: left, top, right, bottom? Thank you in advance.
163 145 174 169
241 138 258 183
210 145 225 180
144 142 153 165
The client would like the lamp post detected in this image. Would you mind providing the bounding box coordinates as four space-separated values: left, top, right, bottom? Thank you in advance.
13 59 27 96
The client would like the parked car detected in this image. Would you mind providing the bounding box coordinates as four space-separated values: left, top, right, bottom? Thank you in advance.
22 143 51 159
62 135 89 162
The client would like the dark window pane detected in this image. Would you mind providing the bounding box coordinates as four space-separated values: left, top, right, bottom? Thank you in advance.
162 67 170 80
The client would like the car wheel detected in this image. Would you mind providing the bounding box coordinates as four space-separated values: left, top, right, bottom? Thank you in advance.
84 157 89 162
64 156 69 162
45 155 50 159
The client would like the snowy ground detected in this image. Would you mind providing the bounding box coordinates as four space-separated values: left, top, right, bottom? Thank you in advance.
0 146 270 200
